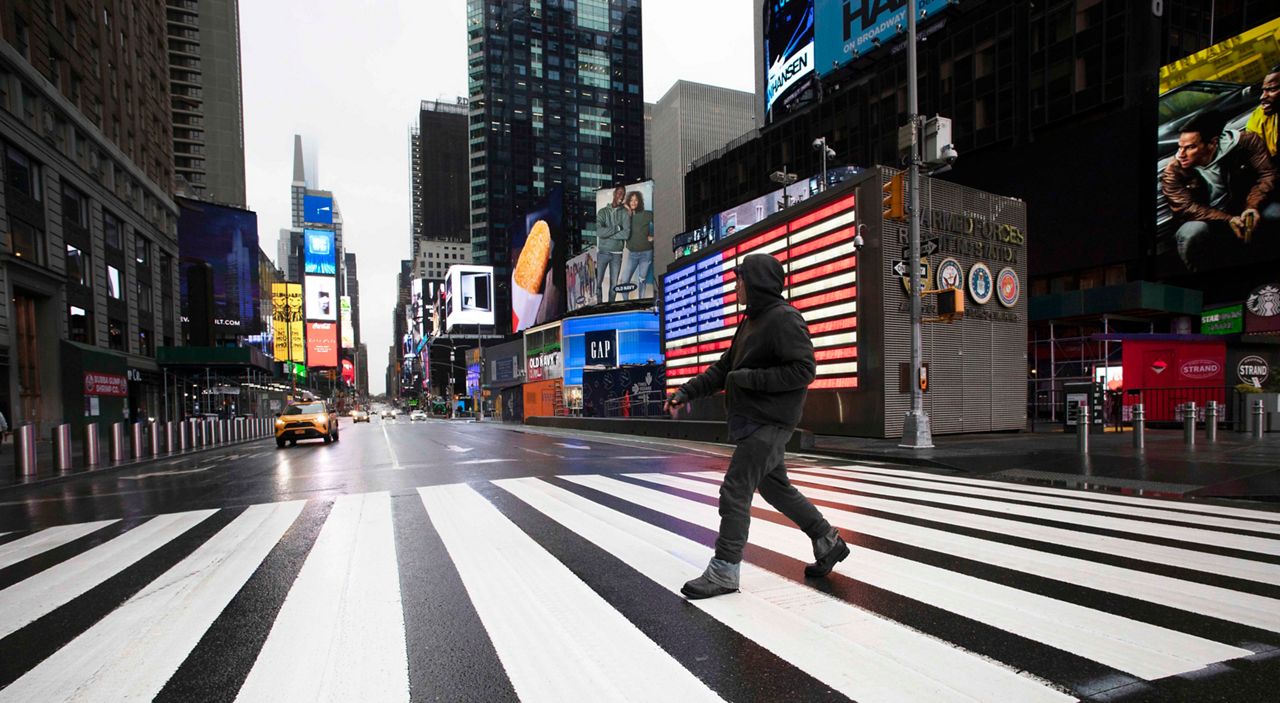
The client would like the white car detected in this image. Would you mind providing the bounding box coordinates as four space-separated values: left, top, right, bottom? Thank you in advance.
409 410 428 422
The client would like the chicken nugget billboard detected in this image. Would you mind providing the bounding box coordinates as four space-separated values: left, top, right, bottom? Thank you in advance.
1156 17 1280 276
510 187 566 333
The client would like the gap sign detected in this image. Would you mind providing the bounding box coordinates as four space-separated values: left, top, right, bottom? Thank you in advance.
585 329 618 367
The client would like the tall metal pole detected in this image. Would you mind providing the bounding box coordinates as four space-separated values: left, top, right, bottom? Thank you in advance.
900 0 933 448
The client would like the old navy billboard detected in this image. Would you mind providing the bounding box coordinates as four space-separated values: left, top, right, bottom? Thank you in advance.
815 0 952 76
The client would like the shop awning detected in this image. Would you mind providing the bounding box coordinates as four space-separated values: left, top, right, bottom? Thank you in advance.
157 345 274 372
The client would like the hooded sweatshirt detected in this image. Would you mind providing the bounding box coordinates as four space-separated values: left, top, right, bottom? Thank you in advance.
678 253 816 433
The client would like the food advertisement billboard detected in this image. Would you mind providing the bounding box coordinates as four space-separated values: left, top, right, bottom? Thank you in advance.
1155 17 1280 275
306 322 338 368
510 187 566 333
304 275 337 321
593 181 655 304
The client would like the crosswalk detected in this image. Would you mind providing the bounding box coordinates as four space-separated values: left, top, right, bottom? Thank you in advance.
0 464 1277 702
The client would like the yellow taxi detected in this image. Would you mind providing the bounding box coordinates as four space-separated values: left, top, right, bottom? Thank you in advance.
275 400 340 447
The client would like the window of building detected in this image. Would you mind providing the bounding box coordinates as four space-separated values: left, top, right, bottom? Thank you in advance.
138 280 152 314
135 236 150 266
69 306 93 344
104 212 123 250
15 15 30 59
108 318 125 351
107 265 123 299
138 329 152 357
10 220 45 262
4 145 42 201
62 184 89 228
66 244 89 286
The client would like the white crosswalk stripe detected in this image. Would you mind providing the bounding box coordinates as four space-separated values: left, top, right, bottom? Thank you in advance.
0 467 1276 702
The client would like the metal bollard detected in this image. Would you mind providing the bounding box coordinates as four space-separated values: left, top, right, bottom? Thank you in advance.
1132 403 1145 450
1076 401 1089 454
1183 401 1196 447
52 424 73 472
177 420 188 452
14 424 38 478
163 421 174 454
1205 401 1218 443
83 423 101 467
149 420 161 456
132 422 146 459
1253 399 1265 439
110 422 126 463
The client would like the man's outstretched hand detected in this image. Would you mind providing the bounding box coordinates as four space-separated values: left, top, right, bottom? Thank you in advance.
664 389 689 418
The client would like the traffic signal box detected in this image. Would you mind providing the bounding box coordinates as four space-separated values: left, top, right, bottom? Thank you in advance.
924 286 964 323
882 173 906 221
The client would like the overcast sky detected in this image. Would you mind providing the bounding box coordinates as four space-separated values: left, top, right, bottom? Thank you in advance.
240 0 755 395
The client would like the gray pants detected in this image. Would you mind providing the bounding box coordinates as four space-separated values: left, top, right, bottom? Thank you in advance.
714 424 832 564
1176 202 1280 271
597 249 622 302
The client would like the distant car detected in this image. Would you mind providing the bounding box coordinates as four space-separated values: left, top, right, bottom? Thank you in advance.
381 409 396 419
409 410 428 422
275 401 339 447
351 410 370 423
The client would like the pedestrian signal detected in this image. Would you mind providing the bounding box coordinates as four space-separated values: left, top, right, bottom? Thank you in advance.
882 173 906 222
937 287 964 320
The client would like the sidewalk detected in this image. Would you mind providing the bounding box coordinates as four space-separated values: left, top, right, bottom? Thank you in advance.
810 427 1280 501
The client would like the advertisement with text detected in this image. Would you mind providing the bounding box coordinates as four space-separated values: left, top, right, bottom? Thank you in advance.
593 180 654 304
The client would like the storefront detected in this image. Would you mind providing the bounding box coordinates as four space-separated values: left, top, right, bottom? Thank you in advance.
561 310 664 417
523 321 563 417
660 169 1028 438
484 338 525 422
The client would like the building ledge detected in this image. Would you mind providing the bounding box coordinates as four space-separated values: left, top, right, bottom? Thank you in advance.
1029 281 1204 322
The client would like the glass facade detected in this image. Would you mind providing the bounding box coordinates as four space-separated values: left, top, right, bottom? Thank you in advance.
467 0 646 334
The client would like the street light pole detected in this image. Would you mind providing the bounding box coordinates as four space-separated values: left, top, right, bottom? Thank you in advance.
901 0 933 448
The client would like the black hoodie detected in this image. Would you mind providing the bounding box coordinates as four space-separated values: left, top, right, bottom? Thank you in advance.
679 253 816 431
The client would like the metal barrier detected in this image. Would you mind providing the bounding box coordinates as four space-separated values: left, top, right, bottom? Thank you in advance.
1206 401 1219 443
149 420 161 456
1076 401 1089 454
1125 386 1230 425
1132 403 1145 450
1253 400 1265 439
1182 401 1196 447
163 421 174 454
14 424 38 478
52 424 73 471
83 423 101 468
110 422 126 463
132 422 146 460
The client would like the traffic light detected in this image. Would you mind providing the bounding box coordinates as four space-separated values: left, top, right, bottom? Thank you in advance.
882 172 906 221
937 286 964 320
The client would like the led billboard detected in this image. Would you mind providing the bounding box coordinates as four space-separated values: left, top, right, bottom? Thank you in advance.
764 0 816 121
176 197 260 336
303 229 336 275
815 0 951 76
340 295 355 349
303 194 333 224
403 278 427 359
593 180 655 303
510 187 566 333
662 194 860 391
304 275 337 321
306 322 338 368
567 247 600 312
445 265 496 329
271 283 306 363
1156 17 1280 276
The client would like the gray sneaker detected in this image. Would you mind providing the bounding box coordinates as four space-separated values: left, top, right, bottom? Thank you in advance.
681 558 740 599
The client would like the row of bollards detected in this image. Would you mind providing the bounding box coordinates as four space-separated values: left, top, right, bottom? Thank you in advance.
1076 399 1265 455
14 417 277 479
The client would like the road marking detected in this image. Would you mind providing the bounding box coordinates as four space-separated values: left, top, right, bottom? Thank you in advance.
119 467 213 481
446 445 474 453
499 476 1073 703
556 443 591 450
458 459 516 465
0 521 118 570
381 423 402 470
419 484 723 702
519 447 561 458
606 455 676 460
0 501 305 702
237 493 408 702
0 510 217 639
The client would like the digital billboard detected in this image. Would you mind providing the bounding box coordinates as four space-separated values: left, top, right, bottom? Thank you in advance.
567 247 600 312
764 0 816 121
303 229 336 275
177 197 260 336
593 180 655 303
303 194 333 224
1156 17 1280 276
306 322 338 368
304 275 337 321
510 186 566 333
341 358 355 386
271 283 306 363
662 194 860 391
815 0 951 76
340 295 355 349
403 278 427 359
445 265 496 329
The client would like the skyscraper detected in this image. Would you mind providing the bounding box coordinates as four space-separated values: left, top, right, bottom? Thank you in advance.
166 0 247 207
466 0 646 333
411 99 470 252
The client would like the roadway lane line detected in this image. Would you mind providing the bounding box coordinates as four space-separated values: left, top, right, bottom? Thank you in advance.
0 501 304 703
236 493 408 702
445 445 474 453
457 459 516 465
498 477 1072 703
0 520 118 570
119 466 213 480
0 510 217 639
794 466 1280 535
419 483 724 702
519 446 562 458
645 473 1280 632
381 422 402 470
557 443 591 450
600 474 1251 678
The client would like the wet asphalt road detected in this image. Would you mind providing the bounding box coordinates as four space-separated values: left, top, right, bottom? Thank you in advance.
1 417 1278 701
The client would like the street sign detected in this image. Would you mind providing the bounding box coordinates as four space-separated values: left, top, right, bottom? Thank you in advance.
901 239 940 259
891 259 928 278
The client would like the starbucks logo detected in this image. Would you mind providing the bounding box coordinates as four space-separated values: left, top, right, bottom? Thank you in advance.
1247 284 1280 317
